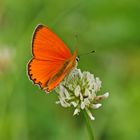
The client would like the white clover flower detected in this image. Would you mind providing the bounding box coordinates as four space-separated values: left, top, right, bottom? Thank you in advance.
55 68 109 120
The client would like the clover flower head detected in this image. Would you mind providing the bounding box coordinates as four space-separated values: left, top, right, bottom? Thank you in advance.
55 68 109 120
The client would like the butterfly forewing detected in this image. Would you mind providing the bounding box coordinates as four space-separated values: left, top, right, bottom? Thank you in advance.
32 25 71 61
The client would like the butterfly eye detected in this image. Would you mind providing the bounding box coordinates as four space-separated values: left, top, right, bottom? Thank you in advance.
76 56 79 62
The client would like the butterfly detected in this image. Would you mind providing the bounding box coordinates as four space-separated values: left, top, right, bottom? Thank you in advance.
27 24 78 92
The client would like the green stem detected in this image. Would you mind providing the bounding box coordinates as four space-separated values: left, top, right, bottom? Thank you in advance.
83 111 94 140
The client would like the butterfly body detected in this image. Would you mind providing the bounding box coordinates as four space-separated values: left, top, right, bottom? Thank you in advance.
28 24 77 92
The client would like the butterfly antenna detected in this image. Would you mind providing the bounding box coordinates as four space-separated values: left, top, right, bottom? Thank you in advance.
73 33 79 51
78 50 96 58
72 34 95 59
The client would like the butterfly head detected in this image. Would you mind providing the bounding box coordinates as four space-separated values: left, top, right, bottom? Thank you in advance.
76 56 79 62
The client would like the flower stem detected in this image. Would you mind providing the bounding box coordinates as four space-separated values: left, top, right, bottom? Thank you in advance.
83 111 94 140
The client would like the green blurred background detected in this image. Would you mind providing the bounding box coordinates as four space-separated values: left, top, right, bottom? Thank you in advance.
0 0 140 140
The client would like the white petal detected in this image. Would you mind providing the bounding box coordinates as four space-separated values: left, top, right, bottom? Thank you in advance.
63 88 70 99
55 101 60 104
79 93 83 101
86 72 93 82
85 108 95 120
77 69 82 78
88 90 96 100
71 101 78 107
74 85 81 97
59 85 65 97
59 97 70 107
103 92 109 98
83 98 90 106
92 103 102 109
73 108 80 115
68 84 73 90
94 77 102 91
81 101 85 109
84 89 90 97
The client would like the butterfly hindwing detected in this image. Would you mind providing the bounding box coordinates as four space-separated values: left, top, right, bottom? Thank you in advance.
28 58 64 89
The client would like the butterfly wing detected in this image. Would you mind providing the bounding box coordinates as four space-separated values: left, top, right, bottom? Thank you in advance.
28 24 73 91
46 51 77 91
32 24 71 60
28 59 64 88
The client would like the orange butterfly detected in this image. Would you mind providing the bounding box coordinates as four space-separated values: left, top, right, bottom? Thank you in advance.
28 24 78 92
